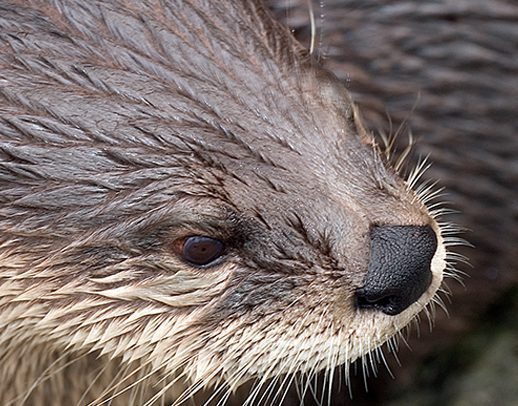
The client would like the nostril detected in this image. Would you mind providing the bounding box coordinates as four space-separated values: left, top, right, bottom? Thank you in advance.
356 288 403 316
356 225 437 316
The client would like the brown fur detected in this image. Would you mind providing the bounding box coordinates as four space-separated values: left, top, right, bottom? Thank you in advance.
0 1 451 404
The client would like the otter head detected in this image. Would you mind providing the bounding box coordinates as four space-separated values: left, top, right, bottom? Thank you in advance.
0 0 447 403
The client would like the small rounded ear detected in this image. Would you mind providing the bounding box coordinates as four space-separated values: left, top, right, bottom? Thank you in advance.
304 66 374 144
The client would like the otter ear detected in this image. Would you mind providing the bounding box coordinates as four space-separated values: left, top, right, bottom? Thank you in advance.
305 67 374 144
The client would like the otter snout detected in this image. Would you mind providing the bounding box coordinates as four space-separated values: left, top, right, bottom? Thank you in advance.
356 225 437 316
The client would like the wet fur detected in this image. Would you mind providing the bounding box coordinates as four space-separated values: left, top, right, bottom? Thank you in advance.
0 1 452 405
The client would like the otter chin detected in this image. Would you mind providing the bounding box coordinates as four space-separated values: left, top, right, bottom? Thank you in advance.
0 0 451 405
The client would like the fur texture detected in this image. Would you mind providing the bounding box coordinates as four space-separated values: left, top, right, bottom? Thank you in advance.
0 1 452 404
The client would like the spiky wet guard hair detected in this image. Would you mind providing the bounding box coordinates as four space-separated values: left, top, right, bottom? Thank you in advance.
0 0 462 405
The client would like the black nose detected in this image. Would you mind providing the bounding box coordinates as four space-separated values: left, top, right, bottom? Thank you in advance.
356 225 437 316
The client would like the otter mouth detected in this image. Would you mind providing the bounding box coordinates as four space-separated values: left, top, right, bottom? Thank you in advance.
355 225 437 316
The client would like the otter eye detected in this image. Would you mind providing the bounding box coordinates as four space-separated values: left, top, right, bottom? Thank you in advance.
175 236 225 266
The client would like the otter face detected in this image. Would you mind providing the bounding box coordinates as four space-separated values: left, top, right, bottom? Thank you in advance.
0 0 449 404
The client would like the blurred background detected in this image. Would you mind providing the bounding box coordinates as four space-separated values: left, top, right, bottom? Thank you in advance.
269 1 518 404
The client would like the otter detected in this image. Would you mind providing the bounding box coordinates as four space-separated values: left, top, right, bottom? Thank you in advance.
0 1 453 405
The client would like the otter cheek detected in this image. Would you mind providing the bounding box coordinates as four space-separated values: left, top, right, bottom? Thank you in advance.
356 225 437 315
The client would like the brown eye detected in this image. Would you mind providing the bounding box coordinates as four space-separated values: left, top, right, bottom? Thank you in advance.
176 236 225 266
